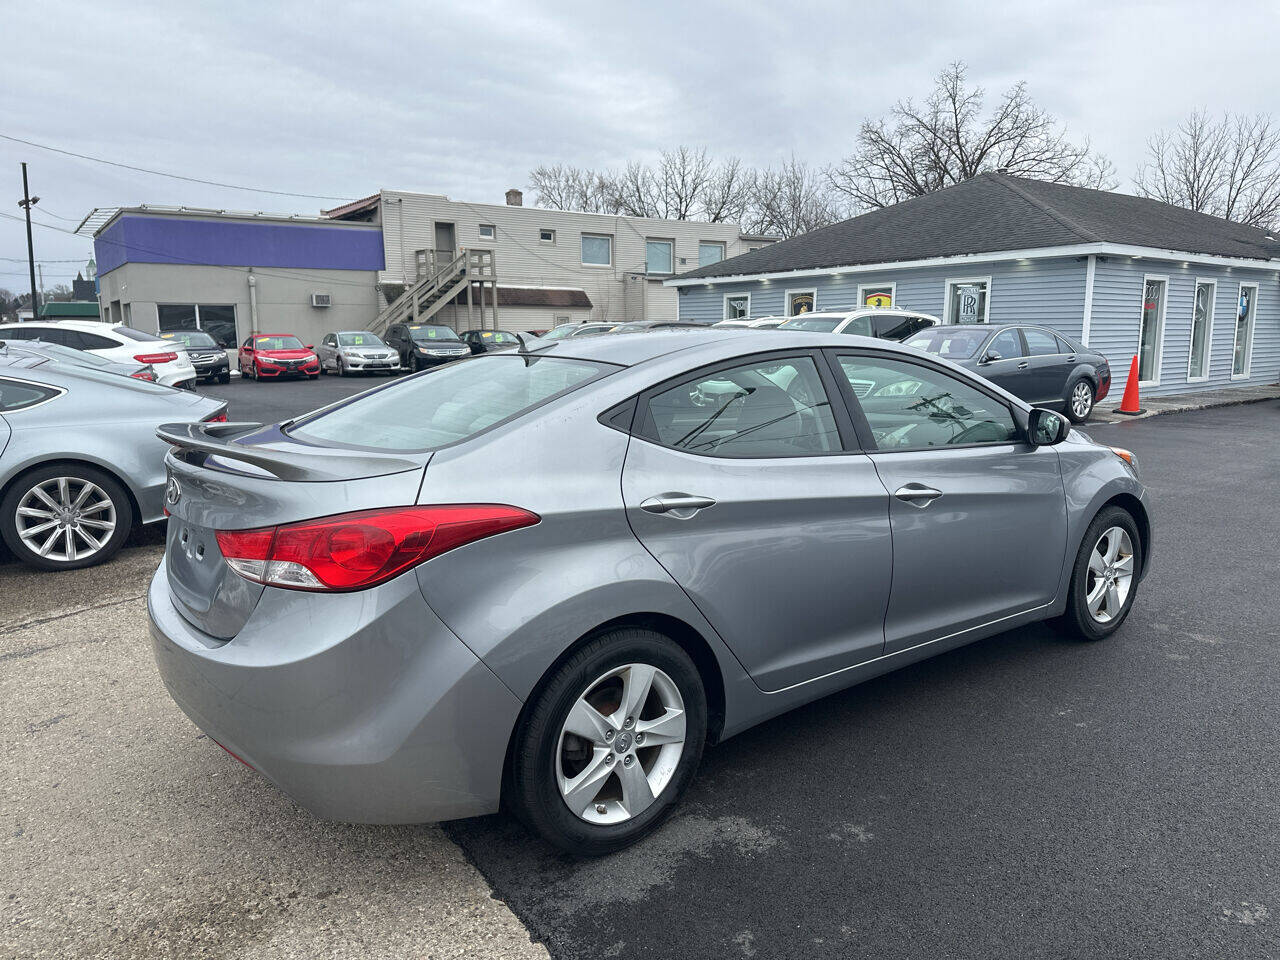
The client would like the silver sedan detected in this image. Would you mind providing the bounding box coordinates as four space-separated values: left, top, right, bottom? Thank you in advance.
149 329 1151 855
0 354 226 570
317 331 401 376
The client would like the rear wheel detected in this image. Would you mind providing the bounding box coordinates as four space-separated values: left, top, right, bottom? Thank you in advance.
1067 379 1095 423
1 465 133 571
509 628 706 856
1062 506 1142 641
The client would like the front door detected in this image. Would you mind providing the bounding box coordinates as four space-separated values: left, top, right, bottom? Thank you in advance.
829 350 1067 654
621 352 892 691
973 327 1031 397
434 222 456 269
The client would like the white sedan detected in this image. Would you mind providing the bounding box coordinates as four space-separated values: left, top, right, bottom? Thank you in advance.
0 320 198 388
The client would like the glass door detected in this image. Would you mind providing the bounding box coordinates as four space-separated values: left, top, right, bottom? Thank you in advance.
1188 281 1214 380
1233 284 1257 377
1138 278 1166 382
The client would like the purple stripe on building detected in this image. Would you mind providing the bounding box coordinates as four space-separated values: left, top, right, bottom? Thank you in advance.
95 215 385 275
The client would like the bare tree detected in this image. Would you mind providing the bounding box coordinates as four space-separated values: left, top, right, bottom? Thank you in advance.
528 163 617 214
1134 110 1280 228
829 62 1116 210
748 158 846 238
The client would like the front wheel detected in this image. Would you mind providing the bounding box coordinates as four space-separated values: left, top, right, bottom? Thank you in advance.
508 628 707 856
217 371 231 385
1067 379 1095 423
1062 506 1142 641
0 465 134 571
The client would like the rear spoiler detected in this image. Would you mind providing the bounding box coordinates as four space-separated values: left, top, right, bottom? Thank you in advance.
156 422 424 482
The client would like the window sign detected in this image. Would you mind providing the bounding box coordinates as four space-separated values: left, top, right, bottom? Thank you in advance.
787 291 815 315
861 285 893 308
724 294 750 320
1233 283 1257 377
1138 278 1166 382
948 281 989 324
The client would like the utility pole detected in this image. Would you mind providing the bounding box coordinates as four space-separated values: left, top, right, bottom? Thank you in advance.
37 263 45 302
18 162 40 319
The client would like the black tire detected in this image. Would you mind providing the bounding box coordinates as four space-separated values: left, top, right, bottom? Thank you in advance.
508 628 707 856
308 373 319 380
337 358 346 378
217 372 231 385
1061 505 1143 641
1 464 134 571
1066 378 1095 423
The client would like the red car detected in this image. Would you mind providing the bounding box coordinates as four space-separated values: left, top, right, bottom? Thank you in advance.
238 333 320 380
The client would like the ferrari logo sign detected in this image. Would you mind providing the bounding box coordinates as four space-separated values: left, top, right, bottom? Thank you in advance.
864 291 893 308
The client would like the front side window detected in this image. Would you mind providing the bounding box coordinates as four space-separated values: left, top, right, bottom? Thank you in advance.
1022 328 1061 356
1233 283 1257 377
581 234 612 266
987 329 1024 359
836 355 1018 450
646 240 674 275
724 294 750 320
946 279 990 324
698 242 725 268
0 378 61 412
1138 277 1167 382
643 356 840 458
289 356 612 451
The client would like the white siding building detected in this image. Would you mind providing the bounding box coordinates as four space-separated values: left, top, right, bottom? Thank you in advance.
324 189 772 332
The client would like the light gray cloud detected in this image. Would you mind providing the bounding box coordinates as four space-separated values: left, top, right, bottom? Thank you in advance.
2 0 1278 277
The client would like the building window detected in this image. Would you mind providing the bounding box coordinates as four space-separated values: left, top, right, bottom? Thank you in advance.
785 289 816 315
698 242 726 268
540 229 556 244
724 293 750 320
945 278 990 324
1187 280 1215 381
158 303 238 350
646 239 674 275
478 224 496 239
1137 276 1167 383
1233 283 1258 378
857 282 895 308
581 234 612 267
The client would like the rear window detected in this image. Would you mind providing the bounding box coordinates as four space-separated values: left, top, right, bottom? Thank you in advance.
780 316 843 333
288 355 615 451
112 325 161 342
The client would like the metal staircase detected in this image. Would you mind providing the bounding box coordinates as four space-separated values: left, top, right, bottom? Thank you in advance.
371 247 497 336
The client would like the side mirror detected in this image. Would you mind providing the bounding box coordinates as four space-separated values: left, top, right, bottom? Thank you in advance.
980 350 1002 364
307 344 315 351
1028 407 1069 446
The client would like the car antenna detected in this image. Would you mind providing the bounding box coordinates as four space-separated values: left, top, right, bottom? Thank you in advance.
514 332 534 355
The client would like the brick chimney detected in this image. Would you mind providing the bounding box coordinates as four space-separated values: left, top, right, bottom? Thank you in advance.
505 188 523 206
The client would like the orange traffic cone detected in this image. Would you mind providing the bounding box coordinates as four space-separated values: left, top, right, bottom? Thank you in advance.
1116 355 1145 415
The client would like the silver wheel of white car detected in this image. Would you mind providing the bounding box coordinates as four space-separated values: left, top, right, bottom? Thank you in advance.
556 662 687 825
1 465 133 571
1085 526 1135 624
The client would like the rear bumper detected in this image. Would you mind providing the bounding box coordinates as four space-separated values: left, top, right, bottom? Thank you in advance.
147 561 522 823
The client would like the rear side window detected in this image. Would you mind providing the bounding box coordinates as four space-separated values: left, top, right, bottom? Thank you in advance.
288 355 613 451
0 378 61 411
112 325 159 342
640 356 841 458
1022 328 1062 356
77 332 118 350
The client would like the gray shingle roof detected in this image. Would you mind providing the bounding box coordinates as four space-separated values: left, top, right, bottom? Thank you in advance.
679 173 1280 282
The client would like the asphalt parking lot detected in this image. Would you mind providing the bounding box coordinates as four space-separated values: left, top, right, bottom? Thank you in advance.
3 399 1278 959
196 370 389 423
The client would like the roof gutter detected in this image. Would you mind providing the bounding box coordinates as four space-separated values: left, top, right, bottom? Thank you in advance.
665 242 1279 288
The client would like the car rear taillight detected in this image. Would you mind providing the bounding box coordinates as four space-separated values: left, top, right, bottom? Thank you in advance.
134 352 178 364
131 369 157 381
203 412 228 423
215 505 540 592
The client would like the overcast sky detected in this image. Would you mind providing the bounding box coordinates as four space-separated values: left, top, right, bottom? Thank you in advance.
3 0 1278 293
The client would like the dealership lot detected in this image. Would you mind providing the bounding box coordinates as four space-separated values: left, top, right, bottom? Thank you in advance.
3 400 1277 959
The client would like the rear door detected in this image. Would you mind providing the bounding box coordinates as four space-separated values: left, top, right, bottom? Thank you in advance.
621 350 893 691
1020 326 1073 406
827 349 1067 654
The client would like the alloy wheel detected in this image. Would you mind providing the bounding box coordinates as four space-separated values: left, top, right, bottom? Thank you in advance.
15 477 117 564
1085 526 1134 623
556 663 687 825
1071 381 1093 420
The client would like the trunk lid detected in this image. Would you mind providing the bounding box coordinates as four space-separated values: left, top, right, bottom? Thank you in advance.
159 422 429 640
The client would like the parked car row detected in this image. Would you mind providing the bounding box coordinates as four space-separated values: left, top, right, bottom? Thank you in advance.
0 320 199 388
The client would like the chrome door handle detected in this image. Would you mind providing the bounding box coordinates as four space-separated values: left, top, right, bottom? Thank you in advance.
894 483 943 507
1017 361 1030 369
640 493 717 518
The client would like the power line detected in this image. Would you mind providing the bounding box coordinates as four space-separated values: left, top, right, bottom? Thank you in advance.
0 132 357 202
0 256 87 263
30 206 81 223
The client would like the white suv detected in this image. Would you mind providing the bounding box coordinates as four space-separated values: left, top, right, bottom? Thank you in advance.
778 308 940 341
0 320 198 388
